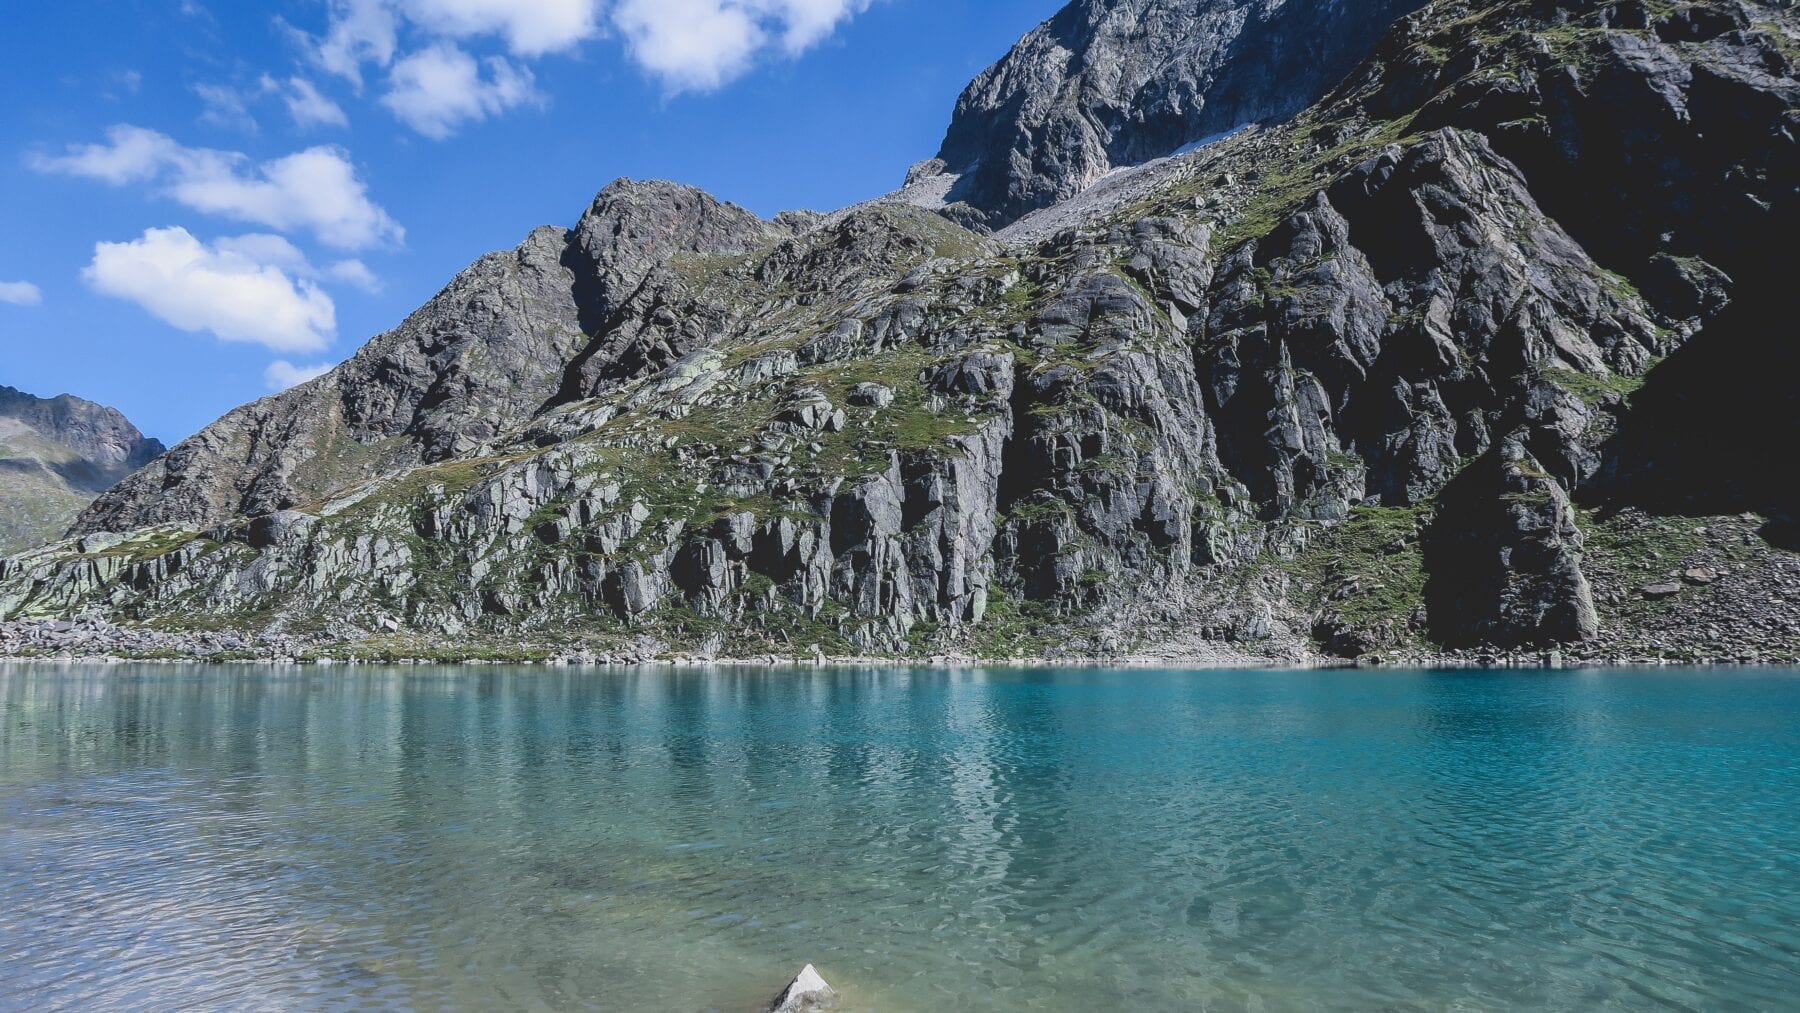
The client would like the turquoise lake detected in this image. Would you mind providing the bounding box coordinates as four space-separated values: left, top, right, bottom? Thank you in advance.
1 664 1797 1010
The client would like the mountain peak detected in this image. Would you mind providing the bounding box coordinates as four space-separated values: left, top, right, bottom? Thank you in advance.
928 0 1431 230
6 0 1798 666
0 385 162 474
0 385 163 555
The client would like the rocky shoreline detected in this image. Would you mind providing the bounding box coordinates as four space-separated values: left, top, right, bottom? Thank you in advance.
4 615 1794 671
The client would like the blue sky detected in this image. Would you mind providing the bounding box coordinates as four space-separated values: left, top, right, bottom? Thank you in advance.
0 0 1058 443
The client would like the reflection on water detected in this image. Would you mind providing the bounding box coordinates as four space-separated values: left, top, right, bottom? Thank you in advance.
2 664 1798 1010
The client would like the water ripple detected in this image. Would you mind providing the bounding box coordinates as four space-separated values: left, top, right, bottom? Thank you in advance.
1 664 1798 1010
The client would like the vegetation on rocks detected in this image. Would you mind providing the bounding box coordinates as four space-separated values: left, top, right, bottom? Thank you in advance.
1276 507 1432 656
3 0 1796 666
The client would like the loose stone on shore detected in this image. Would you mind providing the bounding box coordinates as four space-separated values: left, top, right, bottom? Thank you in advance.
768 964 835 1012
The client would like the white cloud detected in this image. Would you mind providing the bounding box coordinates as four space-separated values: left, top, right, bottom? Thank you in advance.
400 0 601 57
84 227 337 353
311 0 598 80
171 147 401 249
301 0 865 131
28 125 181 184
213 233 312 272
190 76 347 132
0 281 43 306
32 127 401 251
326 258 384 293
313 0 401 87
769 0 873 52
612 0 761 91
381 43 538 139
209 235 384 294
199 233 384 297
612 0 872 92
278 76 350 128
195 82 260 132
265 359 336 390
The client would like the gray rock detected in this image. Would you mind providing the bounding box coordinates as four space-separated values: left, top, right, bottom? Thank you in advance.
1426 439 1600 649
768 964 836 1013
847 383 895 408
932 0 1430 229
6 0 1796 668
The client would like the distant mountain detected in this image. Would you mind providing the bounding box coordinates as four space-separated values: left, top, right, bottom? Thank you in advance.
4 0 1797 666
0 386 163 555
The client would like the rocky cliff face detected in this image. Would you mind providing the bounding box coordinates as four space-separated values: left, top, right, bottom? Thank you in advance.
4 0 1798 665
0 386 163 556
928 0 1433 230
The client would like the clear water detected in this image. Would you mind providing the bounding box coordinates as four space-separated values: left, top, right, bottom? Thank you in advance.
2 665 1798 1011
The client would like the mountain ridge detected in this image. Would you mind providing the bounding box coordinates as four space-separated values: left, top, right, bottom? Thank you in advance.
4 0 1798 666
928 0 1435 230
0 385 163 556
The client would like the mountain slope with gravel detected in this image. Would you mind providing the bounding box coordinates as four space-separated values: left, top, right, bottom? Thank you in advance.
4 0 1797 666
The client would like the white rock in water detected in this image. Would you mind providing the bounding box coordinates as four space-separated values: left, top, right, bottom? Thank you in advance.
768 964 835 1012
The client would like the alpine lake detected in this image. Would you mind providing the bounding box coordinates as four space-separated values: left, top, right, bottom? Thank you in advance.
2 663 1796 1010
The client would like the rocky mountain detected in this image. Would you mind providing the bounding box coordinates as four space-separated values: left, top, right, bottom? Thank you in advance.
0 386 163 556
926 0 1434 230
3 0 1797 666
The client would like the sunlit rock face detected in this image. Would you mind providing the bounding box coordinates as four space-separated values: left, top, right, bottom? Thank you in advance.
928 0 1433 230
6 0 1799 665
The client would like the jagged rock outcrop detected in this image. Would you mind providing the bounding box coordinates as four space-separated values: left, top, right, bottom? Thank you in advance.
0 386 162 555
930 0 1432 229
70 223 595 536
5 0 1798 664
1199 127 1662 514
71 182 786 538
1426 439 1599 648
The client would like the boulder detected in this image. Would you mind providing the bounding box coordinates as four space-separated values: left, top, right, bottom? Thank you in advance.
847 383 895 408
768 964 836 1013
